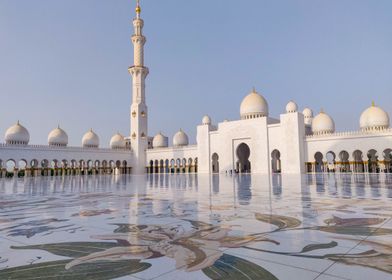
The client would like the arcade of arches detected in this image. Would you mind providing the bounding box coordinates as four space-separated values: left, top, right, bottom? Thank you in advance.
147 158 198 174
0 159 131 178
307 149 392 173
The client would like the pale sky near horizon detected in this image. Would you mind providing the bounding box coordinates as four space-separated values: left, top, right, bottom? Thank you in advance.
0 0 391 146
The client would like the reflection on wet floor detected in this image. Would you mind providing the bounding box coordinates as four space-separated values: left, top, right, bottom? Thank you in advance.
0 173 392 280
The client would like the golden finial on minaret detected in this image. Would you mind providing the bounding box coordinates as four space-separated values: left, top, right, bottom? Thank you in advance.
136 0 141 16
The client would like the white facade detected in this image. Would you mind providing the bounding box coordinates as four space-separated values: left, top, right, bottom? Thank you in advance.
1 2 392 177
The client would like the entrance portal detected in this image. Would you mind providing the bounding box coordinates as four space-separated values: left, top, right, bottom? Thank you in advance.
236 143 251 173
212 153 219 173
271 149 281 173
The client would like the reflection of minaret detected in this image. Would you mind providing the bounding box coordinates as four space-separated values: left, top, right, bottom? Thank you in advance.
129 0 149 174
298 174 316 222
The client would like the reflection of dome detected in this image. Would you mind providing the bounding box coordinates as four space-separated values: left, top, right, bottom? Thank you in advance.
110 132 126 149
82 129 99 148
312 111 335 135
48 126 68 146
303 108 313 126
5 121 30 145
173 129 189 147
153 132 168 148
360 103 390 131
202 115 211 125
240 88 268 119
286 101 298 113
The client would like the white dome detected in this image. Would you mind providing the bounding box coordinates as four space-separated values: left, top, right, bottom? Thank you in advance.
110 132 126 149
173 129 189 147
48 126 68 146
286 101 298 113
312 111 335 135
360 103 390 131
303 108 313 126
202 115 211 125
5 121 30 145
240 89 269 119
153 132 168 148
82 129 99 148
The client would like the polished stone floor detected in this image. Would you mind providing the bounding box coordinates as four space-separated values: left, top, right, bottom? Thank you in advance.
0 173 392 280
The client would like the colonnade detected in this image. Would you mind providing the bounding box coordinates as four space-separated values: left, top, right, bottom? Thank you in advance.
147 158 198 174
0 159 132 178
307 149 392 173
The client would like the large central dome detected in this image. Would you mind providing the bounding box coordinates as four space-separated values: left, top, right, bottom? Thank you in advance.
240 89 269 120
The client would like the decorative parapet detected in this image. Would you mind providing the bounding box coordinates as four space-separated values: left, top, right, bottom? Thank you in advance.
146 145 198 153
0 143 132 153
305 128 392 140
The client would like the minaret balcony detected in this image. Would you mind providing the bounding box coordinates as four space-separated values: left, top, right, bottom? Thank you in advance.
128 66 149 78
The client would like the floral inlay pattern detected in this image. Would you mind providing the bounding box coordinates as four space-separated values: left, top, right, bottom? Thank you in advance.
0 174 392 279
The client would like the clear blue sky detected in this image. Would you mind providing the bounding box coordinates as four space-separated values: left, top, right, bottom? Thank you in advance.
1 0 391 146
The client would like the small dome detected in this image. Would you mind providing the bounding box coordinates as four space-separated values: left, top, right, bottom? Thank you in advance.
302 108 313 125
110 132 126 149
173 129 189 147
202 115 211 125
153 132 168 148
286 101 298 113
82 129 99 148
5 121 30 145
312 111 335 135
240 88 269 119
360 103 390 131
48 126 68 146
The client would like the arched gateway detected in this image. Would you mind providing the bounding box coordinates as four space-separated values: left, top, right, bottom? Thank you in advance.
236 143 251 173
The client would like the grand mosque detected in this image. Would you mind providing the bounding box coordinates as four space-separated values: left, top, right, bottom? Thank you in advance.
0 1 391 178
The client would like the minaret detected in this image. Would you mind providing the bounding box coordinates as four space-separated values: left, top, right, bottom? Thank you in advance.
129 0 149 174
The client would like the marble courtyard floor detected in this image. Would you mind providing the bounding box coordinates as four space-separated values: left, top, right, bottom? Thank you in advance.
0 174 392 280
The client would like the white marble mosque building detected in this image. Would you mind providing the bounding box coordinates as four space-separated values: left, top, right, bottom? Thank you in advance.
1 1 392 178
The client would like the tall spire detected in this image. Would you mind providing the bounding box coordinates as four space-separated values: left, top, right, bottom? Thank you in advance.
135 0 141 19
